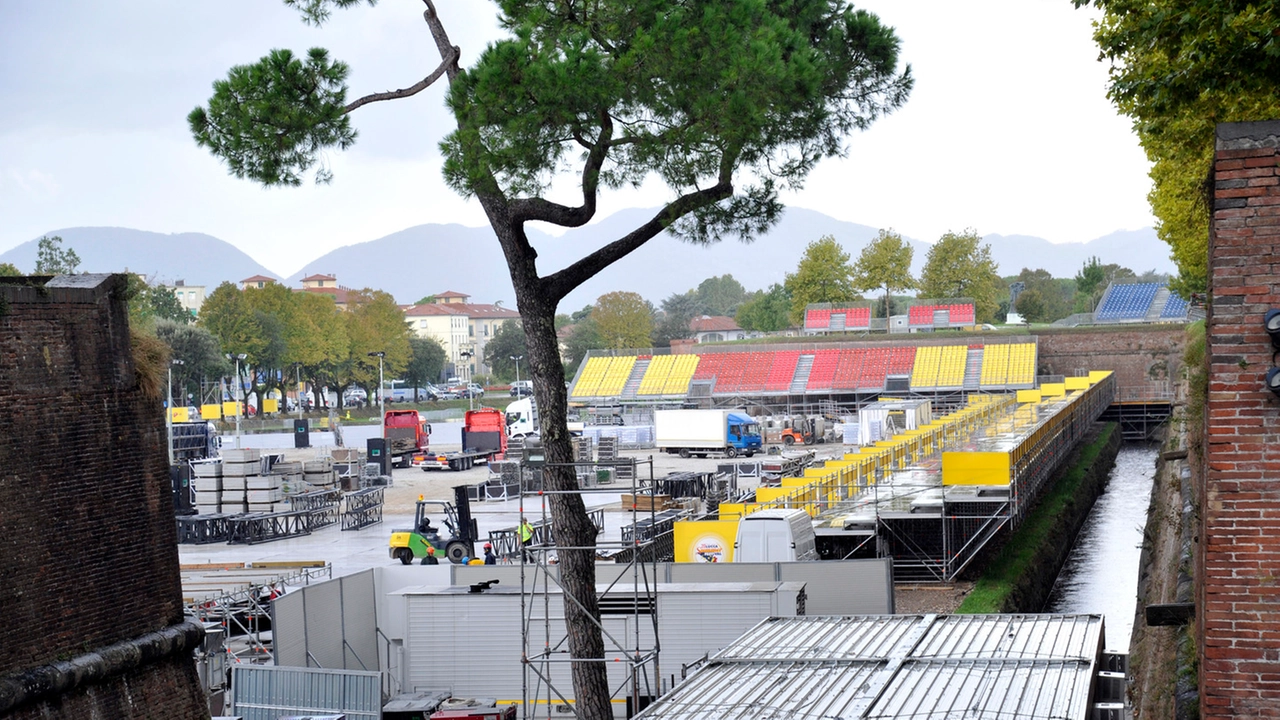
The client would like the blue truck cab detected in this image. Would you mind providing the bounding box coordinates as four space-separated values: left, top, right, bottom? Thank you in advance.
726 412 764 453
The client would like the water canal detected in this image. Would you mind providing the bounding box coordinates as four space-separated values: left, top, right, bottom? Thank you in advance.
1045 444 1158 651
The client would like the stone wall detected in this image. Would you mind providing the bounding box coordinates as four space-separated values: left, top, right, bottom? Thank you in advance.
1037 326 1184 401
0 274 208 719
1201 120 1280 718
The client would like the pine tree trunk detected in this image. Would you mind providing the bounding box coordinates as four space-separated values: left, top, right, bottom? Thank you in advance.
522 301 611 720
488 212 613 720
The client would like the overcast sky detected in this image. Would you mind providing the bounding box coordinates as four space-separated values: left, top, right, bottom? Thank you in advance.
0 0 1154 278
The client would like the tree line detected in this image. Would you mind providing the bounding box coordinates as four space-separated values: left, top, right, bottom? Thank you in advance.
5 236 448 410
1074 0 1280 298
192 281 447 410
531 232 1174 376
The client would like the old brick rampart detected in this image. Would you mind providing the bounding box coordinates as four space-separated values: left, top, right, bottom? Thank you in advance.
0 274 207 719
1036 326 1184 401
1201 120 1280 718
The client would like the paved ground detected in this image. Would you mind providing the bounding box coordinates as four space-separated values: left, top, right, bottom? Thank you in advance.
178 445 850 582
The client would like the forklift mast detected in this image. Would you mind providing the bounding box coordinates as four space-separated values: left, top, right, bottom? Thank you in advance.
453 485 479 545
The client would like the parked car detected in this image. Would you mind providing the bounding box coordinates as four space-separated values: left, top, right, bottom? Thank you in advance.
448 383 485 398
510 380 533 397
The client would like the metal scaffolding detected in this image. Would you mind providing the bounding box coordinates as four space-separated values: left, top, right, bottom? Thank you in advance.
733 376 1117 583
186 564 332 664
518 457 662 719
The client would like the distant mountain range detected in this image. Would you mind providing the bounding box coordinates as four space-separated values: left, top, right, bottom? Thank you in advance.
1 209 1174 310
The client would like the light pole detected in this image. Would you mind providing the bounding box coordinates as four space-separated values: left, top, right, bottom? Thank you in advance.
511 355 524 388
167 358 184 465
295 364 303 420
459 349 474 410
226 353 246 447
368 351 385 435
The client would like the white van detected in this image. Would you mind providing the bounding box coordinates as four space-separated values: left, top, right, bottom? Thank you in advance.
733 509 818 562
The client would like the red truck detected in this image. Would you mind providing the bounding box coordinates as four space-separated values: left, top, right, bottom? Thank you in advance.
411 407 509 471
384 410 431 468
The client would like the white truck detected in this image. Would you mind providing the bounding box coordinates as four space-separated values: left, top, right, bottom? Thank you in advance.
654 409 763 459
504 397 584 438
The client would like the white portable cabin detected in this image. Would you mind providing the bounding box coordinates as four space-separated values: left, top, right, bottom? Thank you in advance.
388 581 805 713
857 399 933 445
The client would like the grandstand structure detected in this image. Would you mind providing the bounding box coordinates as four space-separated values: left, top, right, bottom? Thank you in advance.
1072 281 1192 326
700 372 1116 581
569 333 1130 583
568 338 1038 414
804 299 976 334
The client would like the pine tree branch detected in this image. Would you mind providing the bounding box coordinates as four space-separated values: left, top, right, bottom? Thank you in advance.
541 150 737 303
343 46 459 113
508 112 614 227
421 0 461 83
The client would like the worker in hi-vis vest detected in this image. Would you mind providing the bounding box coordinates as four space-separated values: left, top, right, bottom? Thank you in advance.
518 517 535 561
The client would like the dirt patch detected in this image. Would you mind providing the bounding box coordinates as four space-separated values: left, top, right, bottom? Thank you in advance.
894 582 974 614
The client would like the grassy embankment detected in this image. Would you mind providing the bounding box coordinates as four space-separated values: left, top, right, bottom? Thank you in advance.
956 421 1118 614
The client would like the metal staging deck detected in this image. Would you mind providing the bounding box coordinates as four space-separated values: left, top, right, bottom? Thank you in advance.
635 614 1109 720
713 373 1116 582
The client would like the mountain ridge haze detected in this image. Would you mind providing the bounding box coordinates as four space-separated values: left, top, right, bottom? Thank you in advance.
0 209 1175 310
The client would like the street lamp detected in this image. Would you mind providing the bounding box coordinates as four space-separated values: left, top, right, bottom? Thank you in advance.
368 351 385 435
459 349 474 410
226 353 247 447
167 358 185 465
511 355 524 388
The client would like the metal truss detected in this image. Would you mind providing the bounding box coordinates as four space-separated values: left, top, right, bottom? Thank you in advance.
519 458 663 720
187 564 332 665
341 487 384 531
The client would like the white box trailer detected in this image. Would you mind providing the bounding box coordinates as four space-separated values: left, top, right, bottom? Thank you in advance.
389 581 804 715
654 409 763 458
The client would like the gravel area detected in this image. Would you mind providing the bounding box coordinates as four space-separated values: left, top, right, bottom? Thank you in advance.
893 582 974 614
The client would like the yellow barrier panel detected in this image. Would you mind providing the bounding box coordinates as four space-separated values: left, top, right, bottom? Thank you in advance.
263 398 279 413
168 407 190 423
201 404 222 420
1089 370 1112 382
942 451 1011 486
674 520 738 562
755 487 792 505
1064 377 1091 391
1041 382 1066 397
1016 389 1042 403
222 401 240 417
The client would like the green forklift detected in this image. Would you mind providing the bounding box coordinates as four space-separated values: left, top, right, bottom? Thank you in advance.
388 485 478 564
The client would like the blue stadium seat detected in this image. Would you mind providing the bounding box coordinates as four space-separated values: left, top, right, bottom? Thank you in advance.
1096 283 1160 321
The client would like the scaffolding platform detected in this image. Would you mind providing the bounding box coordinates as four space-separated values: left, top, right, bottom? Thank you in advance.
1099 400 1173 441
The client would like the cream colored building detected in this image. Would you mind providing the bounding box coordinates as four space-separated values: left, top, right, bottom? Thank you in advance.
162 280 206 318
240 274 276 290
402 291 520 378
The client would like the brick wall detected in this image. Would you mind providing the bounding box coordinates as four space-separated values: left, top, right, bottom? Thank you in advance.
1202 120 1280 718
0 274 208 718
1036 326 1184 400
